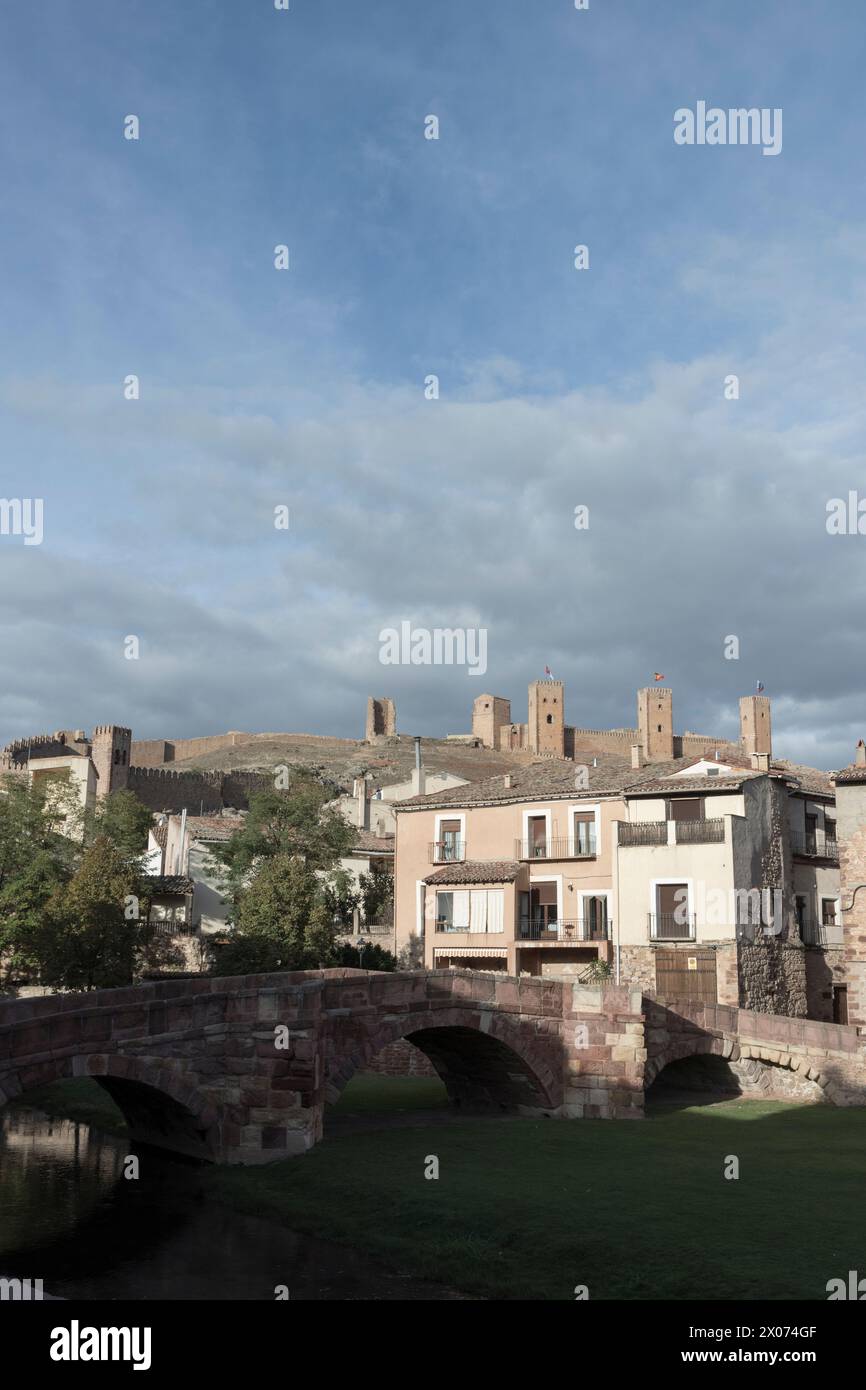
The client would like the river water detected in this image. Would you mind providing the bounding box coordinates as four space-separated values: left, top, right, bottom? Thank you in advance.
0 1105 466 1301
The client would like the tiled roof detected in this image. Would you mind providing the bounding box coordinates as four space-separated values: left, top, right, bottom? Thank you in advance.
186 815 245 842
150 821 168 848
352 830 395 853
146 875 194 895
396 749 837 810
833 766 866 785
424 860 521 885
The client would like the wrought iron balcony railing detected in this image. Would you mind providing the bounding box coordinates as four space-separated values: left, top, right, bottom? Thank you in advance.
648 912 696 940
791 834 838 861
428 839 466 863
518 917 610 942
514 838 597 861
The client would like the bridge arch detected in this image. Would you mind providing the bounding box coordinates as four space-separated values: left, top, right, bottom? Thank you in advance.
1 1055 220 1161
645 1035 834 1104
325 1007 562 1113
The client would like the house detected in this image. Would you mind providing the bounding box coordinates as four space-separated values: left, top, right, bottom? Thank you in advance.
394 688 841 1019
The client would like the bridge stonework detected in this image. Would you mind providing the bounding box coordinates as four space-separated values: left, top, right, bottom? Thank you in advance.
3 972 865 1165
0 971 644 1164
644 1000 866 1105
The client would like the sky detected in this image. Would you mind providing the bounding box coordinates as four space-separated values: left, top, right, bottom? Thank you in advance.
1 0 866 769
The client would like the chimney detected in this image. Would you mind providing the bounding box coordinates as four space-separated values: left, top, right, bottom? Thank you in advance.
411 736 426 797
739 695 772 758
353 777 368 829
630 744 645 770
503 773 512 789
751 752 771 772
856 740 866 767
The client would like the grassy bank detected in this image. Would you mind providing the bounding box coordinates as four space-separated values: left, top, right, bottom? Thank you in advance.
204 1075 866 1300
13 1073 866 1300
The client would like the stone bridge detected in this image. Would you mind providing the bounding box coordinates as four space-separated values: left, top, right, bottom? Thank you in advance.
644 999 866 1104
1 969 865 1164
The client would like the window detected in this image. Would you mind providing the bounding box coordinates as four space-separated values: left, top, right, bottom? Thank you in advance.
573 811 597 856
654 883 691 938
821 898 837 927
804 813 817 853
438 819 462 861
706 766 720 778
667 797 704 821
528 815 547 857
546 714 553 724
583 895 608 939
438 890 503 933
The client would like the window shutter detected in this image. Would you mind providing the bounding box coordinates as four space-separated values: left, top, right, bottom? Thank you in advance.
487 890 504 933
453 891 470 929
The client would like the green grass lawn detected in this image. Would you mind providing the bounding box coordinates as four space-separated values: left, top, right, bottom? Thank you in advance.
14 1073 866 1300
205 1074 866 1301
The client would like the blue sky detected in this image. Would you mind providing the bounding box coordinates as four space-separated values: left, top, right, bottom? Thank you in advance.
2 0 866 767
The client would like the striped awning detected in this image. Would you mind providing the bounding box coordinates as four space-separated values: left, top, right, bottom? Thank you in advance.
433 946 507 958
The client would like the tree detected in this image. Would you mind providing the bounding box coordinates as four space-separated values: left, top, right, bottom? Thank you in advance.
0 775 77 988
86 790 154 869
334 941 397 972
321 868 360 927
214 775 356 905
358 867 393 926
39 836 139 991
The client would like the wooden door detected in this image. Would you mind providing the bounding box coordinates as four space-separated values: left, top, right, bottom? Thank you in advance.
655 948 717 1003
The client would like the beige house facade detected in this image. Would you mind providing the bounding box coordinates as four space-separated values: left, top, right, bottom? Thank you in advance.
394 688 842 1019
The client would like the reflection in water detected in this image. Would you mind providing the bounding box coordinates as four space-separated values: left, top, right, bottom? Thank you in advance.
0 1106 466 1300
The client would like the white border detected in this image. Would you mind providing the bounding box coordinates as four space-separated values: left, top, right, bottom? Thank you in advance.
649 876 695 939
567 802 601 857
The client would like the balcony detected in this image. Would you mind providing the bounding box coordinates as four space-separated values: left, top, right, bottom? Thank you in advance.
515 837 596 861
429 839 466 864
801 922 838 946
518 917 611 943
791 834 838 862
674 817 725 845
619 821 667 847
648 912 696 941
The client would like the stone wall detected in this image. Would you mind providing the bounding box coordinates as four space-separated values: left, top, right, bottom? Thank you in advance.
737 939 807 1017
126 766 270 813
365 1038 437 1078
804 946 846 1022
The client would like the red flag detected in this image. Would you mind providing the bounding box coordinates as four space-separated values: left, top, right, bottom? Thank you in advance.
653 672 665 681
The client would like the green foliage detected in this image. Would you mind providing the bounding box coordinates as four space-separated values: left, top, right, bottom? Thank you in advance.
86 790 154 868
0 776 78 986
214 774 356 903
321 868 360 927
334 941 397 972
37 836 139 991
358 867 393 925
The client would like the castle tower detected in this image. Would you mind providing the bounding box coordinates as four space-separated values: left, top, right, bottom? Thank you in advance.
471 694 511 749
91 725 132 800
365 697 396 741
739 695 772 758
637 687 674 761
527 680 565 756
